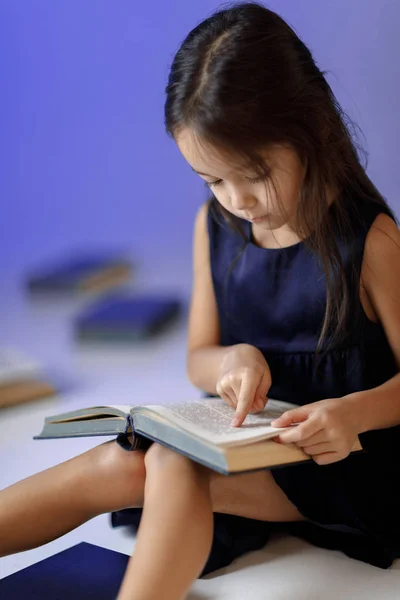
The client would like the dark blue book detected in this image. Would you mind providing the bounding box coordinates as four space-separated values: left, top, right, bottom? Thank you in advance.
0 542 129 599
26 254 132 294
75 295 181 342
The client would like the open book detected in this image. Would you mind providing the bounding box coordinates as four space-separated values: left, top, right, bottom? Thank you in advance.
34 398 363 475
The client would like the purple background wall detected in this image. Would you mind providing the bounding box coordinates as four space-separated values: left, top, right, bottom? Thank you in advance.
1 0 399 278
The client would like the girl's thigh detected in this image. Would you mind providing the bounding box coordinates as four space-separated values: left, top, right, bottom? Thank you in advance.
209 469 304 522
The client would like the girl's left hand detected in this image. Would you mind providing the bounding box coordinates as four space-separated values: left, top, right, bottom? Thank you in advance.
271 397 361 465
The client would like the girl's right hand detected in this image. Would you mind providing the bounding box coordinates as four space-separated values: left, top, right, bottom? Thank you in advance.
216 344 272 427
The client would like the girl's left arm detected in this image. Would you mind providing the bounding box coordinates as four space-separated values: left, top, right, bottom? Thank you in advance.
346 212 400 434
272 213 400 465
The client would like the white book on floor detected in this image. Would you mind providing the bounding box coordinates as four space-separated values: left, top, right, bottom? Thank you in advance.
0 349 42 385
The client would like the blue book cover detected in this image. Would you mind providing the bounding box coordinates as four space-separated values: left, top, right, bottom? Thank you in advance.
27 254 132 293
75 295 181 341
0 542 129 599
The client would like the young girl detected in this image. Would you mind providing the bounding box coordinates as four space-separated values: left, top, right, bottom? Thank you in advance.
2 2 400 598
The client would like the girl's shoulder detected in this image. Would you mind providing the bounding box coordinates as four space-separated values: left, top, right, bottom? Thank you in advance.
337 196 396 267
361 211 400 366
359 198 395 231
365 211 400 247
193 200 210 238
363 211 400 284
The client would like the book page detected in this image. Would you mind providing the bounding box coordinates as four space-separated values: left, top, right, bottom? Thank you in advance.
145 398 298 447
47 405 131 424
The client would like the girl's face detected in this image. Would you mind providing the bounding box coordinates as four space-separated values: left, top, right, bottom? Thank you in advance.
176 128 306 238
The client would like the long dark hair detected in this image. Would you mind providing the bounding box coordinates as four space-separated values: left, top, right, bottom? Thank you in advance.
164 1 394 352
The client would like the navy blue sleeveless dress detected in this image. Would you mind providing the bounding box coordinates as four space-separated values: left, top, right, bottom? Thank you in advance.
112 192 400 576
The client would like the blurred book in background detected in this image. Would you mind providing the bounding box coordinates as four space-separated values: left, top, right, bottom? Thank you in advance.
25 253 132 296
75 295 181 343
0 349 56 408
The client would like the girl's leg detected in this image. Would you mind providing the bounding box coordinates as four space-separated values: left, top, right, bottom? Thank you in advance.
118 445 305 600
0 441 147 557
118 443 214 600
209 468 304 522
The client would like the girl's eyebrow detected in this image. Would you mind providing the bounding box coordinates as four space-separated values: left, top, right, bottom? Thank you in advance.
191 165 253 178
191 167 215 178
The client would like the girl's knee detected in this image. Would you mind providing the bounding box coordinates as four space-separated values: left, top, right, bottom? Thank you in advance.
144 442 210 480
89 441 147 486
144 442 178 470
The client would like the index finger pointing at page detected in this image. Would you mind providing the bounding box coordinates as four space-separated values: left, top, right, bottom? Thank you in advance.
231 375 257 427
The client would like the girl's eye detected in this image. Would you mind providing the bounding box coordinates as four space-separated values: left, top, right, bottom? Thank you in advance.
204 175 265 189
205 180 222 188
247 175 265 184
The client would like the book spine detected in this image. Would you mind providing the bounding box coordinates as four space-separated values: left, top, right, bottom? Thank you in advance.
116 414 153 452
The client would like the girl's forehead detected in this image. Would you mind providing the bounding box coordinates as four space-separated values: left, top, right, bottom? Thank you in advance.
176 128 247 176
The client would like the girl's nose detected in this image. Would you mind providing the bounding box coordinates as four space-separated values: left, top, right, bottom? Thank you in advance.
230 188 257 211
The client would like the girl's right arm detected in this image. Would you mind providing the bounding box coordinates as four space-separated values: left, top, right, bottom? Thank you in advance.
186 201 228 394
187 203 271 425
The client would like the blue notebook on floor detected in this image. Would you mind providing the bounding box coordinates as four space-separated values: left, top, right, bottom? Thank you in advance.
0 542 129 599
75 295 181 342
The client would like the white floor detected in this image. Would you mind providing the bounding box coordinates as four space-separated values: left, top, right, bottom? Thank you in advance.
1 262 400 599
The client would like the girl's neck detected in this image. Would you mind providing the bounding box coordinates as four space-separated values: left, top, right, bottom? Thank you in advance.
251 224 301 249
